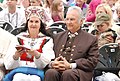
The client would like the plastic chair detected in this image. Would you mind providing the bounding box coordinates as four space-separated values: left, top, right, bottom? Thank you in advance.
0 21 25 35
46 21 66 36
81 22 92 32
93 43 120 81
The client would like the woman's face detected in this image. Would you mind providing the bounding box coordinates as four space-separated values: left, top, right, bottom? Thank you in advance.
30 0 42 6
96 7 106 15
75 0 85 7
57 1 64 12
6 0 17 7
96 22 109 33
28 16 41 32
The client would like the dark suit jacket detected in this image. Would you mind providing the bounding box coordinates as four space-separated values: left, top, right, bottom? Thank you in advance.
53 29 99 81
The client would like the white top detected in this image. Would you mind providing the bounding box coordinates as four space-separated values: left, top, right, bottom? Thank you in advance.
4 32 55 70
0 7 26 29
0 28 16 66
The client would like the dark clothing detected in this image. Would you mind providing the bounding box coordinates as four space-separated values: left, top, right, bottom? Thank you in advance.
91 29 117 42
91 29 117 47
52 14 63 22
45 29 99 81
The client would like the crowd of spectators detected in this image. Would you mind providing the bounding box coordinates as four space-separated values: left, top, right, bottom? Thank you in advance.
0 0 120 81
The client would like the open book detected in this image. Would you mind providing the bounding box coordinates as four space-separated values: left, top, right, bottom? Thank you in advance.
15 45 31 50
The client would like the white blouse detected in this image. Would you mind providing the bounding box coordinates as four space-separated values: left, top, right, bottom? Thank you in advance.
4 32 55 70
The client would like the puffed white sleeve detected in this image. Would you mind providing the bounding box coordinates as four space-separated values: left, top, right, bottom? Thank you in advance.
34 38 55 69
4 37 20 70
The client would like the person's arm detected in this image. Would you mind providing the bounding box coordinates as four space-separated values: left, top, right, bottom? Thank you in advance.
34 38 55 69
75 36 99 71
4 37 20 70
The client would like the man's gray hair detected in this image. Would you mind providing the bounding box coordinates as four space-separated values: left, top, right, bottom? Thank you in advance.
67 6 83 20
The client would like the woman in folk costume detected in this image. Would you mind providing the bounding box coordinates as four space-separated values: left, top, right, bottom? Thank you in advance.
3 6 55 81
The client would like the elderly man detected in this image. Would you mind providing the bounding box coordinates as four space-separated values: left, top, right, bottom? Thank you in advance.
44 6 99 81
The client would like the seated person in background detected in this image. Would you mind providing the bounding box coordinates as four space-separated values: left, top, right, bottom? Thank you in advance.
85 0 101 22
29 0 43 6
91 13 117 47
89 3 120 36
113 5 120 23
44 6 99 81
3 6 55 81
70 0 89 19
0 0 26 29
50 0 64 22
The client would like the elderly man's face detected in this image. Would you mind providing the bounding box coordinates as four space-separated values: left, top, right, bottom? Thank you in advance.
65 10 82 33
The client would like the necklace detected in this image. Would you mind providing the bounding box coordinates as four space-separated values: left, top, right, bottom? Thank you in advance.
27 38 38 58
28 38 38 49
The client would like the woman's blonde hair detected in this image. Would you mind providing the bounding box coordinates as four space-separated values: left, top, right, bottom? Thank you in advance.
95 3 114 26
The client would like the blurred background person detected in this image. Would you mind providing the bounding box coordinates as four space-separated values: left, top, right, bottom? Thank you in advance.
91 13 117 47
70 0 89 18
0 0 26 29
43 0 53 14
105 0 117 12
85 0 101 22
29 0 43 6
50 0 64 22
113 5 120 23
88 3 120 36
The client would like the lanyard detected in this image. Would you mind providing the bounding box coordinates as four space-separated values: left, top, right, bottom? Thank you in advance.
8 12 18 28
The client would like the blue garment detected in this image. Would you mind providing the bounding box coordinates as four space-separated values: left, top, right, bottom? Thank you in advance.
3 67 44 81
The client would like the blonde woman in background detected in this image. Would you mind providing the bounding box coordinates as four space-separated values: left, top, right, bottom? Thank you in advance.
89 3 120 36
91 13 117 47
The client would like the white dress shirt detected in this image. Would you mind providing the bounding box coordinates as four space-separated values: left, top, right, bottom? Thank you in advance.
0 7 26 29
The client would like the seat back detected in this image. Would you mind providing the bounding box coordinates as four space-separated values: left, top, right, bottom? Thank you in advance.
93 43 120 81
47 21 66 36
81 22 92 32
98 43 120 68
0 21 25 36
50 21 67 30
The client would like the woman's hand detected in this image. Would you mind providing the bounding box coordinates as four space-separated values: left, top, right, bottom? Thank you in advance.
13 49 25 60
26 49 41 59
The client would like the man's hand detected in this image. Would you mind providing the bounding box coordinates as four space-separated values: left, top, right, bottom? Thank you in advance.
51 56 71 72
62 57 71 70
52 56 66 71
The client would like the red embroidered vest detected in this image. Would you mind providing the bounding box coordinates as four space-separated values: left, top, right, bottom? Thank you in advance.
18 37 46 62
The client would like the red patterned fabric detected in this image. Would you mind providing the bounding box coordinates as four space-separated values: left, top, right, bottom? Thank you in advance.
19 38 46 62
